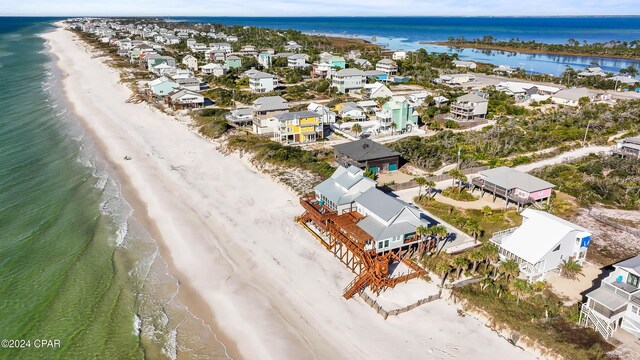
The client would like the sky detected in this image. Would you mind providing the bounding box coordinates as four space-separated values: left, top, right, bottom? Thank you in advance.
1 0 639 16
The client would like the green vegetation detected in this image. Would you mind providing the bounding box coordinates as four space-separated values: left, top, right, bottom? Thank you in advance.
203 88 260 107
532 153 640 210
390 100 640 171
226 135 334 178
443 35 640 59
193 109 233 138
415 198 521 241
441 187 479 201
454 281 612 360
420 238 612 360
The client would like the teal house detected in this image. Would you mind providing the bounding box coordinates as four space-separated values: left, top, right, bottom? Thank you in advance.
329 56 346 69
377 96 419 132
225 55 242 69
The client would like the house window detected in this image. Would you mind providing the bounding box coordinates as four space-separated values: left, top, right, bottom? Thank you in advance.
553 244 561 252
378 241 383 249
384 240 389 247
632 306 639 315
627 273 640 288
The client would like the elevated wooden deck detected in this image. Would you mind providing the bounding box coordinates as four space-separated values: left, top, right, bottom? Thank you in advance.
298 197 427 300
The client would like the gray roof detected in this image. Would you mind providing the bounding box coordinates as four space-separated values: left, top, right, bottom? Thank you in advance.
355 188 405 222
364 70 386 77
479 167 555 192
457 93 488 103
377 58 397 65
314 166 375 206
248 71 276 79
622 136 640 146
334 68 365 77
275 111 320 121
355 188 430 240
586 287 628 310
226 55 241 60
252 96 289 111
553 88 591 101
334 139 400 162
616 256 640 276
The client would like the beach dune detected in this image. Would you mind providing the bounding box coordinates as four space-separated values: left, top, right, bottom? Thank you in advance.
43 24 537 360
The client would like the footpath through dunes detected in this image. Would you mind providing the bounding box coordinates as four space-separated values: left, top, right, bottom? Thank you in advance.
44 24 539 360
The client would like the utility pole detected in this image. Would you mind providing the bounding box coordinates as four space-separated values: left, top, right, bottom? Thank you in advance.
583 121 591 147
457 147 461 169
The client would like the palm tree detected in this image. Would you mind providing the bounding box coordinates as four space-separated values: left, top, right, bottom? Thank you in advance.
352 123 362 137
390 122 397 135
509 279 531 304
429 224 449 252
452 255 469 279
448 169 467 193
463 219 482 241
559 258 583 280
415 177 427 199
468 248 485 274
497 259 520 282
480 243 499 273
415 225 429 257
481 205 493 218
434 255 452 285
425 180 436 201
479 277 494 292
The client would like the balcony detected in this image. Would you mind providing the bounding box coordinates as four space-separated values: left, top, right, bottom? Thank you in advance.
300 195 337 228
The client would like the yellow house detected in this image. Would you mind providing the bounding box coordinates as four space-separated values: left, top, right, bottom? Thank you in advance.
274 111 324 144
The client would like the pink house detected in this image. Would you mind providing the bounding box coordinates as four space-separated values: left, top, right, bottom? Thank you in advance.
471 167 555 210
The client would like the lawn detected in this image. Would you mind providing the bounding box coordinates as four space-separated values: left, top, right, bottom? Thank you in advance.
416 198 522 241
440 187 479 202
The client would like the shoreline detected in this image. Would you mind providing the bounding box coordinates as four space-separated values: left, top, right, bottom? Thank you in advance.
423 41 640 61
43 24 240 360
45 22 542 360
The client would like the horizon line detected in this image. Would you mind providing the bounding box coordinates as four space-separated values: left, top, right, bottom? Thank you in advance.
2 14 640 18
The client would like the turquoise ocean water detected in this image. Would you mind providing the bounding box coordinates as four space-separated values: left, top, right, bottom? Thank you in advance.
0 18 229 360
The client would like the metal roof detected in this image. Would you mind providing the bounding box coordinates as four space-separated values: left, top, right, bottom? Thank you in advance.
616 256 640 277
479 166 555 192
274 111 320 121
586 287 628 310
500 209 589 265
355 188 405 222
457 93 488 103
333 139 400 162
252 96 289 112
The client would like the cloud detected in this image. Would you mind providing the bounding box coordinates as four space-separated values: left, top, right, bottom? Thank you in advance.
1 0 638 16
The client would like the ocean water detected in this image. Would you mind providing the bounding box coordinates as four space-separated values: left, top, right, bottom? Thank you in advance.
173 16 640 75
0 18 229 360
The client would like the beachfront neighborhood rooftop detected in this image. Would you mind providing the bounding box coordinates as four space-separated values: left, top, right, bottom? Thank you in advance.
69 16 640 359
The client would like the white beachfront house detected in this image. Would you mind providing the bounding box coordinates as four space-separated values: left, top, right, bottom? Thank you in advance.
331 68 365 94
182 54 198 70
200 63 228 77
363 82 393 99
248 71 279 93
490 209 591 282
580 256 640 340
307 102 336 125
452 60 478 70
313 166 432 253
375 59 398 77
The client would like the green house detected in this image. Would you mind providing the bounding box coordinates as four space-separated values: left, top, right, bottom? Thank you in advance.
225 55 242 69
380 96 419 132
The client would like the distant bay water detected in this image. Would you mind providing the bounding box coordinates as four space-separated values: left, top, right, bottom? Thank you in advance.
171 16 640 75
0 17 228 360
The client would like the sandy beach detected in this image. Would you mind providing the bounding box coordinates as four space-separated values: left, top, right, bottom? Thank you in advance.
43 24 539 360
